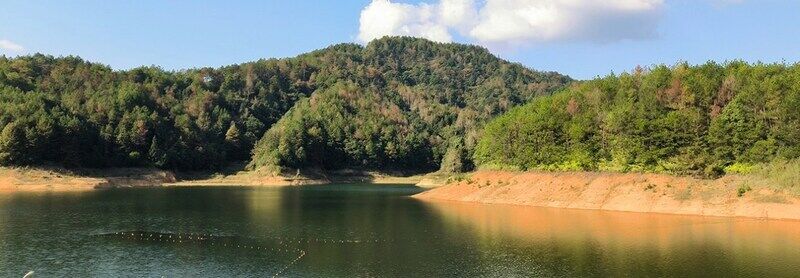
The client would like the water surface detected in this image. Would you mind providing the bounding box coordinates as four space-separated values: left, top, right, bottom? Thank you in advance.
1 184 799 277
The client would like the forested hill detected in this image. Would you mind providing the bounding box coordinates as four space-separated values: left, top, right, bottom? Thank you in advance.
248 38 569 173
0 37 570 171
475 62 800 177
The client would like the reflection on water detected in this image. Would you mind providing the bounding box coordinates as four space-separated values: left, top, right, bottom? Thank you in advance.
0 185 799 277
423 200 800 277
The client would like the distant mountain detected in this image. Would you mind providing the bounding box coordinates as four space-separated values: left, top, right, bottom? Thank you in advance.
0 37 569 171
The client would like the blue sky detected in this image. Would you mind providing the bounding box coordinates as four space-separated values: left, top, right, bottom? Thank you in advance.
1 0 798 80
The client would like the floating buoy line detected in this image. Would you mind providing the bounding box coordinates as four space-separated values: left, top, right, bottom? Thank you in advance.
94 231 391 277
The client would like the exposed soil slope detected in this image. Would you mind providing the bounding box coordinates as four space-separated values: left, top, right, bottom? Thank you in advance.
414 171 800 220
168 169 426 187
0 167 175 192
0 167 430 192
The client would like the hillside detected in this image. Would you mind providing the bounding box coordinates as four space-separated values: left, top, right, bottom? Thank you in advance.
0 37 570 171
249 37 570 173
475 62 800 177
0 47 317 169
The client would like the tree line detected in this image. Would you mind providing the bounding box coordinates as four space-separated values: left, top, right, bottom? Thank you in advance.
1 48 313 169
0 37 570 172
475 62 800 177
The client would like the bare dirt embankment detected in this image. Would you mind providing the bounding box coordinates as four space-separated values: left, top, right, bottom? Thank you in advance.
0 166 434 193
414 171 800 220
0 167 175 193
166 171 327 187
168 169 428 187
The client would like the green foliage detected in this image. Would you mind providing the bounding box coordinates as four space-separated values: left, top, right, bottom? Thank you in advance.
0 122 27 164
249 37 569 172
475 61 800 178
440 139 470 173
1 37 568 171
0 53 317 169
737 184 752 197
724 163 756 174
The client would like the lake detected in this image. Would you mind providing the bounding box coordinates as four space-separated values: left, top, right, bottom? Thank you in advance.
1 184 799 277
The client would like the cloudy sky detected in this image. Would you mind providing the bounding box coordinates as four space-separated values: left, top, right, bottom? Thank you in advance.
1 0 798 79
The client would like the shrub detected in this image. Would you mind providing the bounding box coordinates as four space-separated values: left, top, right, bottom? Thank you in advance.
737 184 752 197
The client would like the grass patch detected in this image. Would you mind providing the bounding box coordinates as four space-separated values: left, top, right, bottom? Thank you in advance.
476 163 524 172
445 173 474 185
744 159 800 196
752 193 790 204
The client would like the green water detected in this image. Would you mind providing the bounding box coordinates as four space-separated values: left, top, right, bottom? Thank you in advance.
1 184 800 277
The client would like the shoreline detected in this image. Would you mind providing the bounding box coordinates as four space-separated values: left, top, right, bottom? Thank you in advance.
0 167 177 193
7 166 799 221
0 167 444 193
421 197 800 223
413 171 800 221
164 168 438 187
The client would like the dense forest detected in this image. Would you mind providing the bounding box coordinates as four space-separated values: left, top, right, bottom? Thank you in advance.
249 38 569 173
0 37 569 172
475 62 800 177
0 50 315 170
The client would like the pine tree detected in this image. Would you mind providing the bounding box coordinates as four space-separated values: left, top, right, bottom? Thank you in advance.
0 122 27 165
148 136 167 167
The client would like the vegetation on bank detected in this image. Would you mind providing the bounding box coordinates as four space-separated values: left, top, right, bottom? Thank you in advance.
475 62 800 178
0 37 568 171
740 159 800 195
4 35 798 185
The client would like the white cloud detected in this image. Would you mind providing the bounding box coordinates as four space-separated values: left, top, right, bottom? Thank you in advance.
0 39 25 52
357 0 664 46
438 0 477 29
358 0 454 43
471 0 663 44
